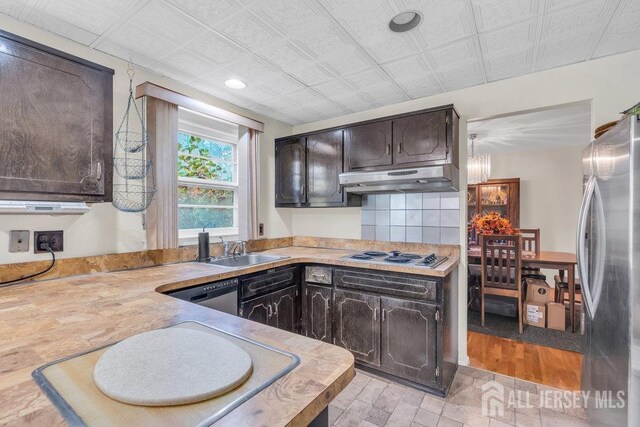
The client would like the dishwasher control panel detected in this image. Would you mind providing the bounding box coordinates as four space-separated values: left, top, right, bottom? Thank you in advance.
202 278 238 292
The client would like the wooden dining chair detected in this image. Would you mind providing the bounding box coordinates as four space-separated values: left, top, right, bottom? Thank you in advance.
519 228 540 256
519 228 543 278
480 234 524 334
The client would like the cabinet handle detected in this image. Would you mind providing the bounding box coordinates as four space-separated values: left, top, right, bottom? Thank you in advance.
386 144 391 155
374 308 378 321
382 308 386 321
397 142 402 154
268 304 273 318
96 162 102 181
312 273 327 280
301 184 305 195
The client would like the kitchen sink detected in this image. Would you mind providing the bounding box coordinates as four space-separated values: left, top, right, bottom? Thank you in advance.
206 253 289 268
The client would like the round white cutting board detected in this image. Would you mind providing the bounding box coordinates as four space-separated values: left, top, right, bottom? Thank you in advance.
93 328 253 406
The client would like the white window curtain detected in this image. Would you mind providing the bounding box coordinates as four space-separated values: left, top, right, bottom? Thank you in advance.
238 127 260 240
145 97 179 249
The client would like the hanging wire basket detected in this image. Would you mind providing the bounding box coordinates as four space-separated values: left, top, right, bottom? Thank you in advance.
115 130 148 153
113 157 152 180
115 62 148 153
112 184 156 213
112 61 157 213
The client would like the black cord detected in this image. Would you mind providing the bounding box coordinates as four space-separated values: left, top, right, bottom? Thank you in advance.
0 246 56 286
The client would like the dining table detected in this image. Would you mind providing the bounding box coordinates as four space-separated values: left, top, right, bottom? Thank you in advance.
468 246 579 333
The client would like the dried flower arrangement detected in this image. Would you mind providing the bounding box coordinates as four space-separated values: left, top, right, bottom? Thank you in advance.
470 212 514 235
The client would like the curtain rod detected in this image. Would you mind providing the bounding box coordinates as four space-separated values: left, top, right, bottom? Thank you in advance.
135 82 265 132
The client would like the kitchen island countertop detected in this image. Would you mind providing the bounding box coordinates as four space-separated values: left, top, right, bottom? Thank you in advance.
0 245 459 425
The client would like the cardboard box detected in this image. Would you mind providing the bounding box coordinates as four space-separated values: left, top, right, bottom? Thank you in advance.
523 301 546 327
525 279 551 303
547 302 566 331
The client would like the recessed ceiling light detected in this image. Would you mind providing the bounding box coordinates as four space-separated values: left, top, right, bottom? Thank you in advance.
225 79 246 89
388 11 421 33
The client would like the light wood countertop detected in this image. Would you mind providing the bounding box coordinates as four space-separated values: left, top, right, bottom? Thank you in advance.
0 245 459 426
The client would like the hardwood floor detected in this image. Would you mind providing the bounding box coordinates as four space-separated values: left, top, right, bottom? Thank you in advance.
467 331 582 391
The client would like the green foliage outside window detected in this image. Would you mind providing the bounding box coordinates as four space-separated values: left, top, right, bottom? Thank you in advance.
178 132 236 230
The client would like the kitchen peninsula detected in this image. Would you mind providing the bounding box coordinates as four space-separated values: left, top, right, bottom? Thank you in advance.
0 238 459 426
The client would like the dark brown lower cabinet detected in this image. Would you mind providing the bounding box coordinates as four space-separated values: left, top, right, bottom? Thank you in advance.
381 296 438 386
240 293 273 327
270 285 299 333
303 283 333 343
334 289 380 366
240 285 299 333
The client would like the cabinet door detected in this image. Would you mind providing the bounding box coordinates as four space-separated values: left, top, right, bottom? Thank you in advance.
393 111 448 166
380 297 438 385
344 121 392 170
270 285 299 333
0 30 113 202
307 130 344 205
275 138 306 205
239 293 274 327
303 283 333 343
334 289 380 366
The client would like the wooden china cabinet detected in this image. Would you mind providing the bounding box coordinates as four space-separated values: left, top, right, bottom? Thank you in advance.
467 178 520 227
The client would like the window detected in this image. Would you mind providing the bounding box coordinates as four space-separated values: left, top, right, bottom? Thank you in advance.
178 108 240 241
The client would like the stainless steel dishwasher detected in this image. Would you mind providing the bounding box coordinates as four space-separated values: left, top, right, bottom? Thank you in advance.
168 278 239 316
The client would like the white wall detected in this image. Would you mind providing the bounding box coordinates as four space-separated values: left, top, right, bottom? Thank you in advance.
489 146 584 254
0 14 293 264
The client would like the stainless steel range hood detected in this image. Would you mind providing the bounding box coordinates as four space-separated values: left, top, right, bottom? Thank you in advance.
339 164 459 194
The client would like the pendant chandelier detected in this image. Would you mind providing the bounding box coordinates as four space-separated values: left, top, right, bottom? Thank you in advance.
467 133 491 184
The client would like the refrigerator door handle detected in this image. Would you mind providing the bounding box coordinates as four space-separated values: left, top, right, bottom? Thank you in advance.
589 179 606 313
577 175 596 317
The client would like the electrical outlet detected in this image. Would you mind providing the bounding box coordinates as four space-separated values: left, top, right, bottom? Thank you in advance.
9 230 30 252
259 223 264 236
34 230 64 253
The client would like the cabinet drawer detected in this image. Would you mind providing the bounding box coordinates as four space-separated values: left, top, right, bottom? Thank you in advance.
240 266 298 300
305 266 332 285
334 268 438 302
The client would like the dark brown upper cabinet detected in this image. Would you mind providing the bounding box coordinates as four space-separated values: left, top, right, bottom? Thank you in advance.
344 121 393 170
275 131 361 208
307 130 344 205
275 138 306 206
394 110 449 166
0 30 114 202
274 105 458 207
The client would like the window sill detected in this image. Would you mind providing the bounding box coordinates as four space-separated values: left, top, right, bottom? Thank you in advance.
179 227 239 247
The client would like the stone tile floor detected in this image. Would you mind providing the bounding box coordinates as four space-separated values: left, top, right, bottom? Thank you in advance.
329 365 588 427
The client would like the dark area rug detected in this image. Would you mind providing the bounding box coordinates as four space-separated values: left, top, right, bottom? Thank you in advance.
467 308 583 353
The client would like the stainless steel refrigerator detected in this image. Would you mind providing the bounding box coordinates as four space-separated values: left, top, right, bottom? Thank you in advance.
579 114 639 426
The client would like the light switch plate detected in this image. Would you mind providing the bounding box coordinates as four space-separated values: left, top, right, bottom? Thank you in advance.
9 230 30 252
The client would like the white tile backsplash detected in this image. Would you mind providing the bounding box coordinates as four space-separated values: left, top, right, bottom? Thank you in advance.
390 226 406 242
375 210 390 226
440 209 460 227
423 227 441 244
423 210 440 227
361 225 375 240
422 193 440 209
390 210 405 226
405 210 422 226
361 192 460 244
406 226 422 243
405 193 423 209
441 192 460 209
362 210 375 225
375 225 390 241
375 194 390 210
389 193 406 210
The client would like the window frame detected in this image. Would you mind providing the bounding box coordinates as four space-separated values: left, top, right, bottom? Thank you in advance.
177 120 239 242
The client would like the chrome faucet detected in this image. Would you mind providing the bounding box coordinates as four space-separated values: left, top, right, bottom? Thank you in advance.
219 236 231 257
219 237 247 257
